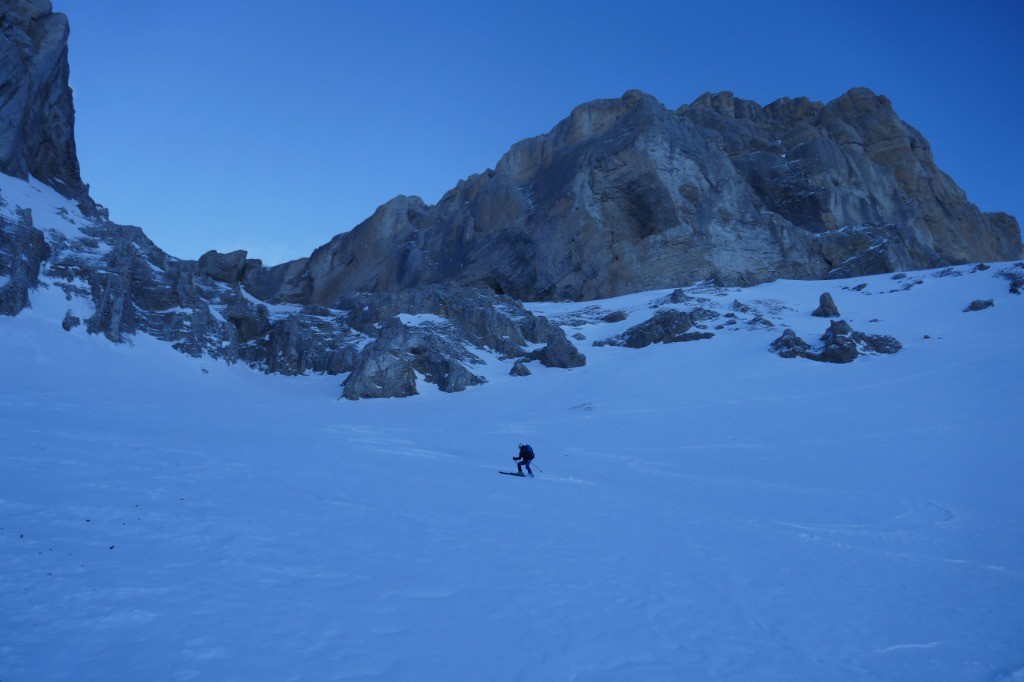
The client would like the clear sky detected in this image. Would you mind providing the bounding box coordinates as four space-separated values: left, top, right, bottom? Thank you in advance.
60 0 1023 265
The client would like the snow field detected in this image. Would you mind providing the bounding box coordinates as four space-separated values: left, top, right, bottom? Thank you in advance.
1 264 1022 680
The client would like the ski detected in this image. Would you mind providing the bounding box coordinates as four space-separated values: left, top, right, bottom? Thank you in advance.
499 471 526 477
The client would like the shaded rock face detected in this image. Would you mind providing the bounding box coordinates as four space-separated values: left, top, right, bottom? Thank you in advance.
337 284 584 397
769 320 902 363
341 317 487 400
0 1 88 204
248 88 1022 305
0 207 50 315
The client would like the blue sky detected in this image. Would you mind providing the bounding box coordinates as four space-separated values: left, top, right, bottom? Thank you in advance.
62 1 1023 265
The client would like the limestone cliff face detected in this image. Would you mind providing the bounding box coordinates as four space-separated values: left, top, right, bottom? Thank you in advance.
0 0 85 201
2 2 1018 306
255 88 1022 304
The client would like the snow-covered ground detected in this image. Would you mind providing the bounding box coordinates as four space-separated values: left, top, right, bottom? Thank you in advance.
2 257 1023 680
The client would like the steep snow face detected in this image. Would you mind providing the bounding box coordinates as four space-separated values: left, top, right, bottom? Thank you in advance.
1 261 1022 681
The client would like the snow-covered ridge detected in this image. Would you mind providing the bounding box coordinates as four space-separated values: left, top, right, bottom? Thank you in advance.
1 172 586 397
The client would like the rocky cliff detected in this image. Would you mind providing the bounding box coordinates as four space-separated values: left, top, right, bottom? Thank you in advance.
0 0 88 205
244 89 1021 304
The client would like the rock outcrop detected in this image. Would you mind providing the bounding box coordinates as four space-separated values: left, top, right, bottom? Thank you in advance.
963 299 994 312
526 334 587 368
768 329 814 359
342 317 486 400
769 320 902 364
811 292 841 318
595 309 715 348
0 207 50 315
998 263 1024 294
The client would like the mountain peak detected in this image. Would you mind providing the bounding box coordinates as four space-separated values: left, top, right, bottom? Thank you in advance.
496 90 666 183
285 85 1021 302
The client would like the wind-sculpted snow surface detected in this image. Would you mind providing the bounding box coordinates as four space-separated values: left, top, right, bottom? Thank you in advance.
2 261 1022 680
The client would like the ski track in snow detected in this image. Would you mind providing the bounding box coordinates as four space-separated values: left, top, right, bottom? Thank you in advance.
1 198 1022 681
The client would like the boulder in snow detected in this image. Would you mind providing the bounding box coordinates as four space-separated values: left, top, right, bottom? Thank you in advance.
811 292 841 318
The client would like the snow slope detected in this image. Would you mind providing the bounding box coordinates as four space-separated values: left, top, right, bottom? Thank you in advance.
2 260 1023 680
0 173 95 239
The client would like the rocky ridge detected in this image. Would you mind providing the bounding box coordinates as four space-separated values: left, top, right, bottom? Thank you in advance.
1 3 1022 399
8 198 582 399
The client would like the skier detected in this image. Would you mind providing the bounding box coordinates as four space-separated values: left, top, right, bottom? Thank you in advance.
514 443 535 477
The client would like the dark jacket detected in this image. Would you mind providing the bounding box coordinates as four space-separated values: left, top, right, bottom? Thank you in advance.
517 444 535 461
